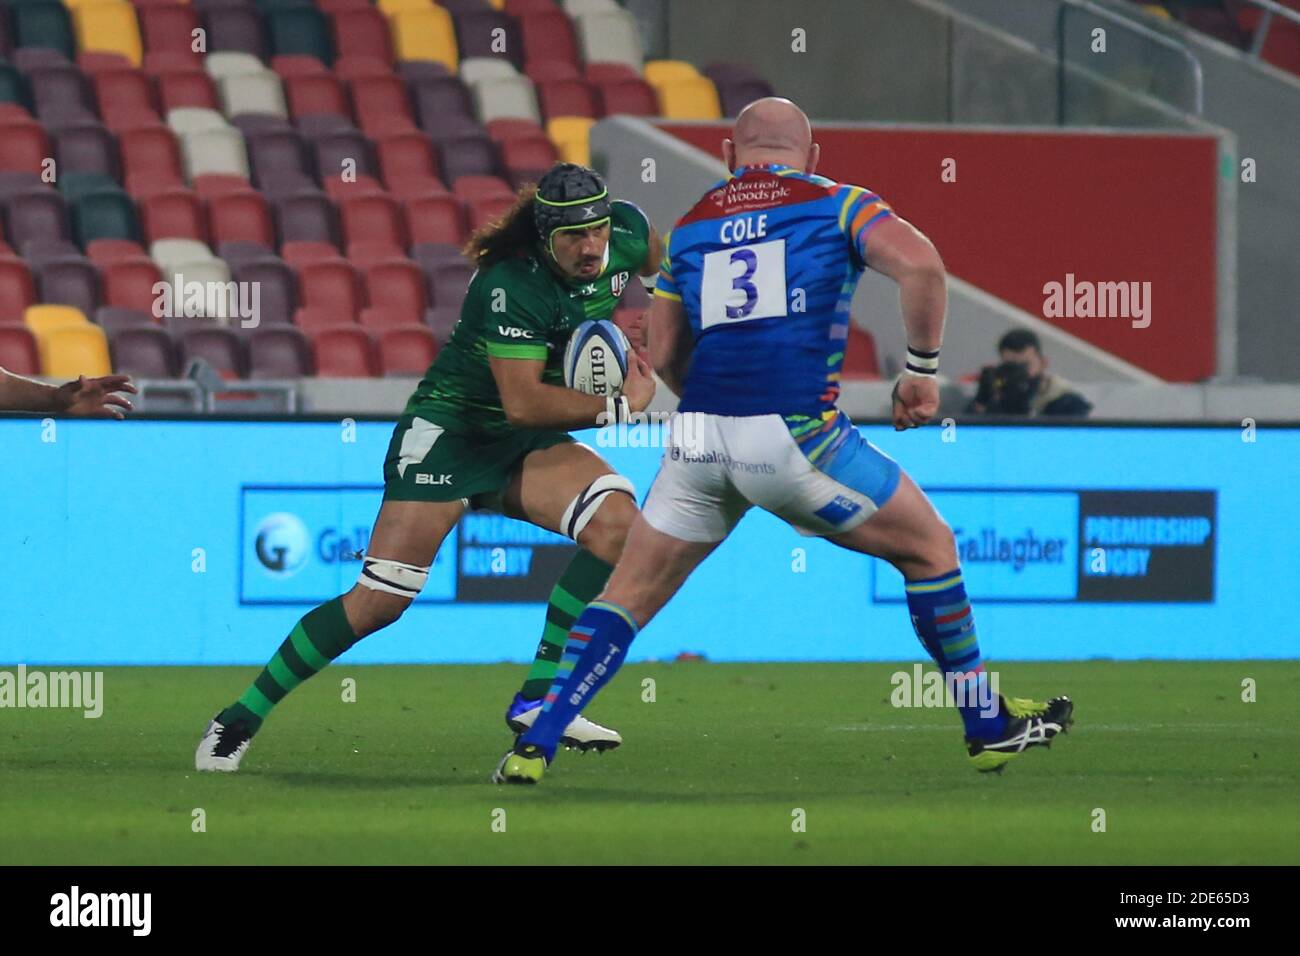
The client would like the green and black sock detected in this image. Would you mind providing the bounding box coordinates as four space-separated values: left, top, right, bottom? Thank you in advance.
518 549 613 700
219 596 359 735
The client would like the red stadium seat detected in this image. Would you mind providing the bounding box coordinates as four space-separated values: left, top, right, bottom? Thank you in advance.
297 258 363 315
518 11 579 66
102 257 164 314
333 56 394 82
330 8 394 64
350 75 414 134
271 55 329 78
0 322 42 374
596 78 658 117
364 258 426 313
138 6 202 58
118 124 184 191
193 175 256 199
284 73 350 121
338 193 406 250
346 240 406 269
208 191 275 248
94 69 160 129
536 79 598 120
311 325 379 376
498 135 558 174
139 188 208 243
584 62 640 83
281 240 339 266
323 175 387 203
376 324 437 375
404 193 468 246
451 174 514 201
524 60 581 83
486 118 546 142
375 130 442 193
0 122 49 173
0 258 37 322
156 69 220 112
86 239 148 264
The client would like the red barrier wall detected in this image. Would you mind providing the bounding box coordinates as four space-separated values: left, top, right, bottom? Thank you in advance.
660 124 1219 382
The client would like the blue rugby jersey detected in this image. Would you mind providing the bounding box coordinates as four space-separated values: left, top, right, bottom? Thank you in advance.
655 163 894 417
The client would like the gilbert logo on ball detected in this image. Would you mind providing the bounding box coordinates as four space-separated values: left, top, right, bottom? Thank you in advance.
255 512 310 577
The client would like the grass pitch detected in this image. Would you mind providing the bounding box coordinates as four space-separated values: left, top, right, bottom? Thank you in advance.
3 661 1297 865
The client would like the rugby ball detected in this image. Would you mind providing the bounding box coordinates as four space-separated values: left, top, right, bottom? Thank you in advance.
563 319 631 396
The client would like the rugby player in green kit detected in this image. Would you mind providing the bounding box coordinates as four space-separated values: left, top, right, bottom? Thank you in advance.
196 164 660 771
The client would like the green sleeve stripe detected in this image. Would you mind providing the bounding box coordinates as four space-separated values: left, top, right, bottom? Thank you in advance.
486 341 548 360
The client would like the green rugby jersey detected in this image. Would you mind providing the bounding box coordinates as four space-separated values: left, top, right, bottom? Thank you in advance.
402 200 651 437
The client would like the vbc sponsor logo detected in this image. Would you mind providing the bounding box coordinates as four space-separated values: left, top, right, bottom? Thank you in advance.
496 325 534 338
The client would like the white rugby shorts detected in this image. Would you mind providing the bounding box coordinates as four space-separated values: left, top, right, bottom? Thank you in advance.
642 411 902 542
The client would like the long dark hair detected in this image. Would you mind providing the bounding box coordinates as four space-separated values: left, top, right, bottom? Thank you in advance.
463 184 541 268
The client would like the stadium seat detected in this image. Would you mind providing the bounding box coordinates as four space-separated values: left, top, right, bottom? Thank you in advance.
375 130 443 194
117 123 184 190
208 190 273 248
0 321 41 374
453 10 521 66
24 302 87 337
376 323 436 374
714 78 776 117
266 7 334 66
376 0 436 14
573 10 642 70
102 256 163 313
271 55 330 79
0 62 30 111
10 2 77 62
524 59 581 83
652 76 722 120
35 256 99 316
595 76 657 116
149 237 215 273
248 324 313 377
582 61 639 83
20 236 82 265
563 0 619 15
139 188 208 243
218 72 290 120
25 64 94 123
4 188 69 247
311 324 378 375
505 0 560 13
180 326 246 377
0 256 37 321
517 10 578 66
38 321 111 376
94 304 156 335
359 304 420 331
330 7 393 64
203 9 268 60
460 56 522 84
363 258 426 313
643 60 700 86
280 239 337 265
323 174 385 203
52 121 120 179
283 72 349 120
94 72 161 129
194 174 255 199
535 78 597 120
350 75 414 133
410 241 463 271
138 4 202 56
338 192 405 250
469 75 541 124
71 1 144 68
397 60 451 85
298 257 362 315
404 192 467 246
422 304 459 344
71 189 140 246
312 128 377 184
225 257 294 326
156 66 221 112
0 119 48 172
409 75 474 127
437 133 498 182
466 192 512 230
245 128 311 189
273 190 338 246
203 51 267 81
110 324 178 377
166 106 228 135
427 258 473 308
388 7 458 70
180 126 252 180
546 115 592 165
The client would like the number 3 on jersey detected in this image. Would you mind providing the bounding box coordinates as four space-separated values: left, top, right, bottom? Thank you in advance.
700 238 788 330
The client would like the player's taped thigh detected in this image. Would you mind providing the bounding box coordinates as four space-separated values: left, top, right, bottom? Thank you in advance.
357 556 430 598
560 473 637 543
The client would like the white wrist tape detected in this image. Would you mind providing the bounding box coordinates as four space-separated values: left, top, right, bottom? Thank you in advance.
905 345 940 377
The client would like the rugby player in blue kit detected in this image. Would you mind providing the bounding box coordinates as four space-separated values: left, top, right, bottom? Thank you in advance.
495 98 1073 784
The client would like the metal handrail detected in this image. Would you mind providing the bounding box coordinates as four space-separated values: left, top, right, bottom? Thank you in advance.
1234 0 1300 60
1057 0 1206 120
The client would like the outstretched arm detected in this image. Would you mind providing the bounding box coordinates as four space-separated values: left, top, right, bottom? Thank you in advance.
0 369 136 417
646 293 692 397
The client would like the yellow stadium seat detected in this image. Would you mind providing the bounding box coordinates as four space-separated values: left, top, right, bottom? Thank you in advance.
72 1 144 69
547 116 594 166
485 0 505 9
377 0 433 16
39 325 112 378
654 77 722 120
389 8 458 71
643 60 700 86
1141 4 1173 19
24 305 89 337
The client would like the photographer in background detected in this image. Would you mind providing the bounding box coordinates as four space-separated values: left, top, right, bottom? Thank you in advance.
966 329 1092 417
